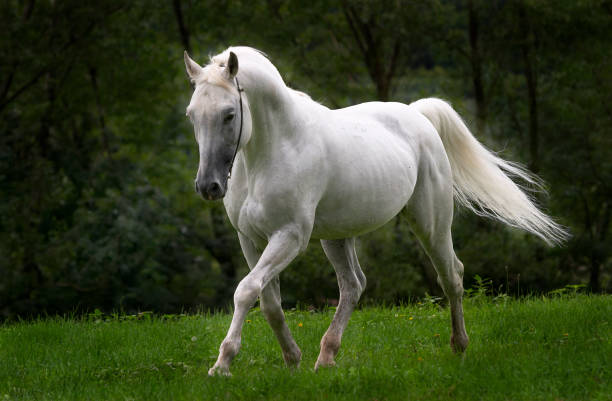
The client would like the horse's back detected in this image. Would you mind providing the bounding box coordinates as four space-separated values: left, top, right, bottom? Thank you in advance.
334 101 434 132
331 101 445 155
310 101 444 239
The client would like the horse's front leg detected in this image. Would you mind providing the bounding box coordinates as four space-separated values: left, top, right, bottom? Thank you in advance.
208 230 302 376
237 233 301 368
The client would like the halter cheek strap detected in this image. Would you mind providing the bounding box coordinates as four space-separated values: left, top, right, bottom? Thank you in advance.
228 77 244 180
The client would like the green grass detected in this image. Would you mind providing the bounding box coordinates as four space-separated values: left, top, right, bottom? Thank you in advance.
1 295 610 401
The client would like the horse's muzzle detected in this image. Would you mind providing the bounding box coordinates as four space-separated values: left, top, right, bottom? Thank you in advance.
195 179 225 200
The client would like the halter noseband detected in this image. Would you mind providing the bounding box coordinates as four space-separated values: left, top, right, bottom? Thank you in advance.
228 77 244 179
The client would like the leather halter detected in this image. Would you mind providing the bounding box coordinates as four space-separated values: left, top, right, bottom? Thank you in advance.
228 77 244 179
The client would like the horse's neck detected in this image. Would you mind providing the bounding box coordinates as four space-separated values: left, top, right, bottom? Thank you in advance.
239 57 288 105
240 65 305 169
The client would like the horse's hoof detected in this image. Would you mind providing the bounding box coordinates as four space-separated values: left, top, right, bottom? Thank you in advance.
314 359 336 372
283 347 302 368
208 365 232 377
450 333 469 353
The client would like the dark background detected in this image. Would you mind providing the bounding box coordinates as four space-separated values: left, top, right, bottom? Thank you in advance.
1 0 610 320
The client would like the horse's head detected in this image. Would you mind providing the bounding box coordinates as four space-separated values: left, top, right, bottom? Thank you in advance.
184 51 249 200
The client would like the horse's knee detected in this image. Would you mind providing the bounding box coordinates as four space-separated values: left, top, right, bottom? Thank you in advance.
234 278 262 309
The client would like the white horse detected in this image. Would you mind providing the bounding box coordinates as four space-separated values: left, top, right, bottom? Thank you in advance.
183 46 567 376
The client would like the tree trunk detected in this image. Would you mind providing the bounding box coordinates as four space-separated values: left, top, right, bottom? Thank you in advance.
591 202 610 292
341 3 400 102
88 65 111 154
590 256 600 293
375 76 390 102
518 3 539 173
468 0 487 136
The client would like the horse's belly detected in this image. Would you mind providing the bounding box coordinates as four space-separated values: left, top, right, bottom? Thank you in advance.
311 203 409 240
311 148 417 239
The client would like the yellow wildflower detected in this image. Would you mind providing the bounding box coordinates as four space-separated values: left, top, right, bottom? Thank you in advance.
298 322 303 327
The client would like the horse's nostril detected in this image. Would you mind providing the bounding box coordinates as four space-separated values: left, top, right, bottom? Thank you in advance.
196 180 224 200
207 182 221 196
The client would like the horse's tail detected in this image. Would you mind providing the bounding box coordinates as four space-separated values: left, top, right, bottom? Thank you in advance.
411 98 568 246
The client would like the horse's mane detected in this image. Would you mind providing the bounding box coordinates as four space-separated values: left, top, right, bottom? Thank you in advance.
194 47 277 90
199 46 313 101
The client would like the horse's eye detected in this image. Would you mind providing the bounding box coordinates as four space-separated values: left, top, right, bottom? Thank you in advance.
224 113 235 123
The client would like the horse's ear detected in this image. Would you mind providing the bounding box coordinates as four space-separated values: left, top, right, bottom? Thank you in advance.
225 51 239 79
184 51 203 82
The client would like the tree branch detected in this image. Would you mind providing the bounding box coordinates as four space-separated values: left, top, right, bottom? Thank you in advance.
172 0 191 53
0 69 47 114
341 3 367 57
385 38 401 89
0 5 122 115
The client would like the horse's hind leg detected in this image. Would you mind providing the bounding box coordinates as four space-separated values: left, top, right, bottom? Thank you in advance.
238 233 302 367
404 164 469 352
315 238 366 370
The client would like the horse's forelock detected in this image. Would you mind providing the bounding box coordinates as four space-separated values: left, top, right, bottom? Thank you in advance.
192 62 232 91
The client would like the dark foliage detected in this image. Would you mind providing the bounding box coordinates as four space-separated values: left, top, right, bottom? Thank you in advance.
1 0 610 319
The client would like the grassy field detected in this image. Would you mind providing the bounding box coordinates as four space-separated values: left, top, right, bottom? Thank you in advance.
1 294 610 401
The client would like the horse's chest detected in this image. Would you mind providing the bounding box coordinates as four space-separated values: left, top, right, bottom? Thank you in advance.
235 197 274 249
236 187 313 249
